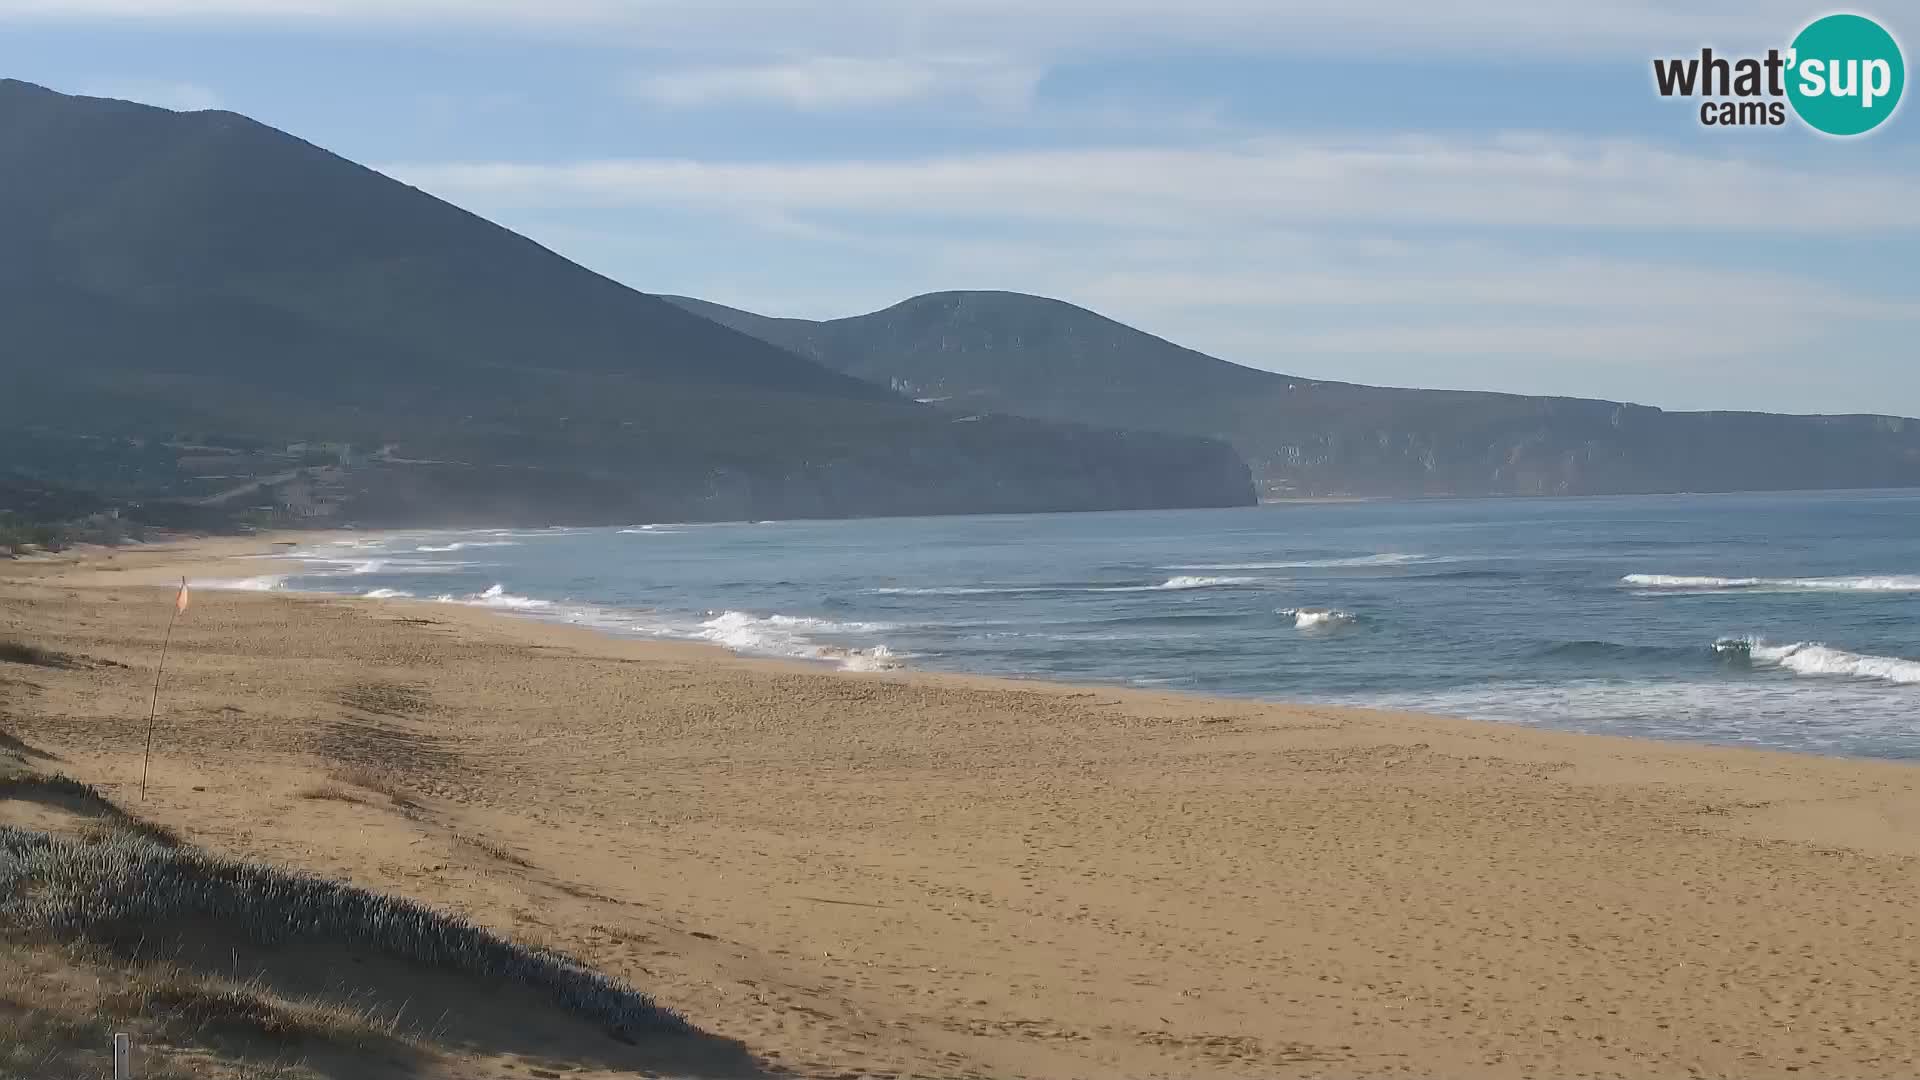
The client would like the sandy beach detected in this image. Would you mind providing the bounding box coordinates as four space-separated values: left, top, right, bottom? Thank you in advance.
5 534 1920 1079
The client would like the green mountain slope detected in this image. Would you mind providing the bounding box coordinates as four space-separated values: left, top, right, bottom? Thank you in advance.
669 291 1920 498
0 81 1253 522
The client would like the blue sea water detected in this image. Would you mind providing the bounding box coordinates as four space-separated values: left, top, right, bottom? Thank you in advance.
222 490 1920 760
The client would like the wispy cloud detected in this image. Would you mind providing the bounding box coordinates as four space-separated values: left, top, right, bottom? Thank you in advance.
73 79 221 111
0 0 1814 57
1070 261 1920 319
450 138 1916 410
384 134 1920 231
622 55 1040 110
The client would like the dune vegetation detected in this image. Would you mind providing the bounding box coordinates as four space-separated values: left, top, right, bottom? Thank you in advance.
0 713 728 1079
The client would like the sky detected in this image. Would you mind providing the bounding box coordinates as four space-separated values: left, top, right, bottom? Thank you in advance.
2 1 1915 416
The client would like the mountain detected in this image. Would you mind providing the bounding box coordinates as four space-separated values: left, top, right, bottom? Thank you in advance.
0 80 1253 524
669 291 1920 498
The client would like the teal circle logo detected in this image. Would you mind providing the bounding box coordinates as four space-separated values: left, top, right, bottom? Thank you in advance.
1787 13 1905 136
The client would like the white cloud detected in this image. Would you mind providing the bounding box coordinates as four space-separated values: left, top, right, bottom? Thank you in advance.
1069 262 1920 319
384 134 1920 231
73 79 222 110
623 55 1039 110
0 0 1816 57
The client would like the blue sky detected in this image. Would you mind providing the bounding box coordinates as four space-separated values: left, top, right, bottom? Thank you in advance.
2 1 1915 415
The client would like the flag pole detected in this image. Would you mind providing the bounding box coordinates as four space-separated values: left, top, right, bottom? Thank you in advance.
140 577 188 801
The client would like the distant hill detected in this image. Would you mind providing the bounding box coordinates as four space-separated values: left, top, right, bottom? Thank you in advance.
0 81 1253 524
669 291 1920 498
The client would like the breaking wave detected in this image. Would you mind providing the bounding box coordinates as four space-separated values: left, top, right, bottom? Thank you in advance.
1715 637 1920 685
446 584 554 610
189 574 285 592
817 644 904 673
695 611 902 671
1167 553 1430 571
1145 576 1262 591
1279 607 1358 630
1625 573 1920 593
412 541 520 552
293 554 478 575
362 588 414 600
872 576 1264 596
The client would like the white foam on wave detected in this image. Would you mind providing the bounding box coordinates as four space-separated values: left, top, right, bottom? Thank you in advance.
1279 607 1358 630
294 555 478 576
695 610 903 671
1625 573 1920 592
822 644 903 672
1719 637 1920 686
1167 553 1429 571
754 613 894 633
413 541 521 553
189 574 285 592
872 576 1264 596
363 588 414 600
1331 677 1913 757
402 583 898 671
618 521 737 533
871 585 1035 596
442 584 554 610
1134 576 1262 592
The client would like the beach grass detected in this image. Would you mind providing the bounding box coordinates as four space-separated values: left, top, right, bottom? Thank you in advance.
1 693 724 1077
0 824 692 1043
324 763 418 808
0 938 427 1080
0 768 186 848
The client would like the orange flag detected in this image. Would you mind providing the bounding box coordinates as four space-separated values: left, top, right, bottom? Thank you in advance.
175 578 190 615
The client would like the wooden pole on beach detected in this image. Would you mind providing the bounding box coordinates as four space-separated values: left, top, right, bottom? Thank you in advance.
139 578 189 801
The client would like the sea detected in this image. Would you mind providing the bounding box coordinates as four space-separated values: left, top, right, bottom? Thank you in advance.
207 490 1920 761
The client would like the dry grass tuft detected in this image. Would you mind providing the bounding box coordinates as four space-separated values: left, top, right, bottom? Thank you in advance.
294 782 366 805
453 832 533 868
105 965 416 1048
0 941 418 1080
327 765 418 809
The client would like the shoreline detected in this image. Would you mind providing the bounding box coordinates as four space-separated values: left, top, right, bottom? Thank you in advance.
21 529 1920 766
6 536 1920 1077
16 529 1920 791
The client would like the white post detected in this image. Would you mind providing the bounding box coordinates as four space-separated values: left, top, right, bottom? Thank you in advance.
113 1033 131 1079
